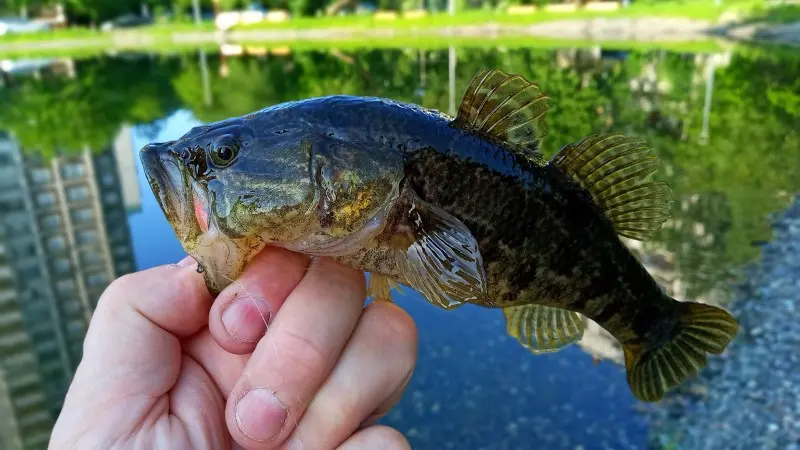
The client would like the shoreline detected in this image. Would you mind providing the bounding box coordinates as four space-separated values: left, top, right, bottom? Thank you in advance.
646 195 800 449
0 16 797 58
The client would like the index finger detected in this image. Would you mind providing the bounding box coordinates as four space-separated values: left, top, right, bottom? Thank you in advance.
226 257 367 449
208 246 311 355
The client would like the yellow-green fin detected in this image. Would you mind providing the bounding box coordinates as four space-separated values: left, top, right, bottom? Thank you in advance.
624 301 738 402
549 134 672 241
392 189 486 310
504 304 584 354
367 273 403 302
454 69 551 164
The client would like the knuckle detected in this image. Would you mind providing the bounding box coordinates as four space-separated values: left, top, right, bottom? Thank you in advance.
370 426 412 449
276 326 330 379
362 303 418 352
95 272 140 309
107 271 139 294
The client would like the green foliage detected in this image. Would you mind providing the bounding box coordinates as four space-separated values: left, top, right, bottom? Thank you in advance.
663 50 800 295
741 3 800 24
0 55 183 158
65 0 141 22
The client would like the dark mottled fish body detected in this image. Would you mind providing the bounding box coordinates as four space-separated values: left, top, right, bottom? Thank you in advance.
140 69 738 403
293 95 672 347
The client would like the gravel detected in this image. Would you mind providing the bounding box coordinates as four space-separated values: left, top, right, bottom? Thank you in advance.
647 196 800 450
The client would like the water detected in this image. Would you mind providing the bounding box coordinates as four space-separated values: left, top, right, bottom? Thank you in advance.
0 44 798 450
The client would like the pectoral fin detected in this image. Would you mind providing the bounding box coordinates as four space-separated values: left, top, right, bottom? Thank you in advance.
504 304 585 353
388 189 486 310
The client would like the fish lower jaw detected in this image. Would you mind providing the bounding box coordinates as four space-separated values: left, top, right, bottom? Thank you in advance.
187 230 264 294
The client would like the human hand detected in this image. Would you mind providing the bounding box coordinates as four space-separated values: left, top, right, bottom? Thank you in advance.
50 247 417 449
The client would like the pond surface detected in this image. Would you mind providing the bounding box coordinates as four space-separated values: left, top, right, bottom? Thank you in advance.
0 44 798 450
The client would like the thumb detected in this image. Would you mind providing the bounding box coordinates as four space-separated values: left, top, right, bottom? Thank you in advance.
53 257 213 437
78 256 213 396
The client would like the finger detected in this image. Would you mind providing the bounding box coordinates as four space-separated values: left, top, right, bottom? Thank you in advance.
226 258 367 449
52 257 212 442
79 256 212 394
336 426 411 450
209 246 309 355
358 369 413 429
284 302 417 449
183 329 249 397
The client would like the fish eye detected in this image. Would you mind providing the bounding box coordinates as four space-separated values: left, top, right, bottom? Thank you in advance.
209 136 239 167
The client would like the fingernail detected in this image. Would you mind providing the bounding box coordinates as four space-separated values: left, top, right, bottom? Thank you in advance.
235 388 287 442
222 296 270 342
176 256 195 268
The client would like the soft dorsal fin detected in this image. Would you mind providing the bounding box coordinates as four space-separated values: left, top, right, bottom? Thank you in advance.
454 69 551 164
549 134 672 241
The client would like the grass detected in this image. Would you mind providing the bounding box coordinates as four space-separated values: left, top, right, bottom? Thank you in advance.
0 0 783 58
737 4 800 25
235 2 731 32
0 27 101 42
0 20 216 42
0 32 725 60
223 32 726 54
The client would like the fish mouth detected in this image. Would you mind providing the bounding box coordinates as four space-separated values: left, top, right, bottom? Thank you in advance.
140 142 246 295
140 142 205 251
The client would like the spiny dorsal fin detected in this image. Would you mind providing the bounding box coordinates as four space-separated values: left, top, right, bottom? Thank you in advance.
454 69 551 164
549 134 672 241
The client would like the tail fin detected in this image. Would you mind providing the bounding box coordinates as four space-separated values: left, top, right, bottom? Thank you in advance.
623 301 739 402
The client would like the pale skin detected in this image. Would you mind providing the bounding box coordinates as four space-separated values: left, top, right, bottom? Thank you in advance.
49 246 418 450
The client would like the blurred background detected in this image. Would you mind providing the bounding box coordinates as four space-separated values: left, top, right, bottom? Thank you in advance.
0 1 799 449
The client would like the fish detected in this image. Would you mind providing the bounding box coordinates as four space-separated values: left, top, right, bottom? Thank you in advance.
140 68 739 402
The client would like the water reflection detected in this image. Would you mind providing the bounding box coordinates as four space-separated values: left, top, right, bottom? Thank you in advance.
0 44 798 449
0 129 137 449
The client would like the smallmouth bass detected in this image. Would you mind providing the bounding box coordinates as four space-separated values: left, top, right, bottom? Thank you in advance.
140 69 738 402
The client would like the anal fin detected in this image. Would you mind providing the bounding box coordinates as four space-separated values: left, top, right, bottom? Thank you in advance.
504 304 585 354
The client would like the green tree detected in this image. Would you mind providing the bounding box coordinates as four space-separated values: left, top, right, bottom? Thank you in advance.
63 0 140 22
0 55 183 157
